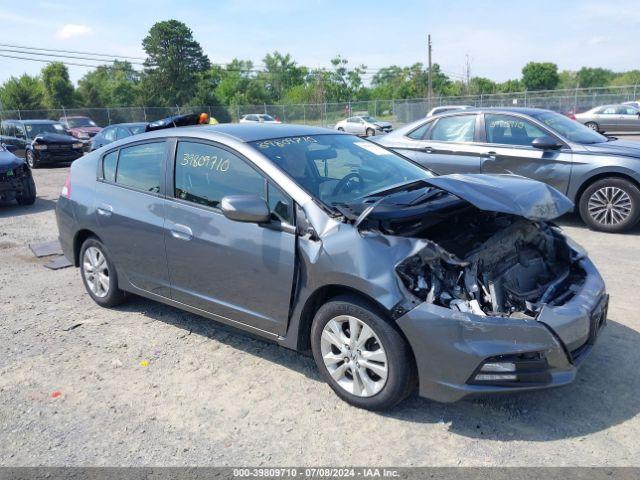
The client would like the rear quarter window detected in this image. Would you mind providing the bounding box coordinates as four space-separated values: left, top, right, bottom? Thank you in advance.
115 142 165 193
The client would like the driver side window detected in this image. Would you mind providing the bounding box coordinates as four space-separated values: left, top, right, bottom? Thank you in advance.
485 114 546 146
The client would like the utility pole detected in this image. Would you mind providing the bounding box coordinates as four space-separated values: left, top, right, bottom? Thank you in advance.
464 54 471 94
427 34 433 102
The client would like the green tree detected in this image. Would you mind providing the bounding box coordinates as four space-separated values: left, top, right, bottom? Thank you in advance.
324 55 367 102
142 19 210 105
521 62 559 91
215 60 269 106
0 74 45 110
557 70 578 89
41 62 75 108
497 79 523 93
78 61 141 107
611 70 640 87
260 52 307 102
576 67 614 88
469 77 496 95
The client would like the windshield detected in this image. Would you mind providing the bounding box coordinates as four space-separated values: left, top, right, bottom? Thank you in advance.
25 123 66 137
532 111 608 144
259 114 275 121
66 117 97 128
361 116 378 123
130 125 146 135
251 134 432 207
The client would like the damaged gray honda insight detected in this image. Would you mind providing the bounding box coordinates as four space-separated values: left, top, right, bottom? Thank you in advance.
56 122 608 410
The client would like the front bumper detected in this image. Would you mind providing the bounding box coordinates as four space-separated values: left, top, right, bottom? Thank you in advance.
396 257 607 403
0 168 30 199
33 148 84 164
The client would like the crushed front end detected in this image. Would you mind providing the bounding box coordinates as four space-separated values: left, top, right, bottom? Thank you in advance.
0 162 32 202
343 174 608 402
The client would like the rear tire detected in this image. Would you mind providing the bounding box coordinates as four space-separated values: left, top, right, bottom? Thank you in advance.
310 295 415 410
79 237 128 307
337 127 344 132
579 177 640 232
585 121 600 132
16 175 36 205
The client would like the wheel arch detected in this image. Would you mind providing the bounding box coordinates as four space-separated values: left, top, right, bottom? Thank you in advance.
294 284 395 352
573 170 640 206
73 229 102 267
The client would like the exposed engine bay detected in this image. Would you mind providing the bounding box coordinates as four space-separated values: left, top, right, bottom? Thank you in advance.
393 208 585 317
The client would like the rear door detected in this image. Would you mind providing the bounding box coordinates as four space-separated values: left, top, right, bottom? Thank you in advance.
395 114 483 175
163 139 296 336
94 141 171 296
480 113 573 194
617 106 640 132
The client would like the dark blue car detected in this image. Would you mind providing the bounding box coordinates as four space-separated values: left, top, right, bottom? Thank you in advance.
0 143 36 205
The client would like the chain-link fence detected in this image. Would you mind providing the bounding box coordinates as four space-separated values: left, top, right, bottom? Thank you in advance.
1 84 638 129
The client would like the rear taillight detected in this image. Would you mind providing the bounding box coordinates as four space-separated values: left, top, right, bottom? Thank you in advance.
568 113 577 120
61 172 71 199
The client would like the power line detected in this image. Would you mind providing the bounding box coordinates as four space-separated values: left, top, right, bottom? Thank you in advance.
0 43 145 60
0 53 134 69
0 48 145 66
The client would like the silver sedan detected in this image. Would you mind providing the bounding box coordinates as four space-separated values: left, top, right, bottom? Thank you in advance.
334 115 392 136
575 104 640 133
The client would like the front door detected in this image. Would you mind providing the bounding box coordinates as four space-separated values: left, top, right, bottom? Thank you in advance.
617 106 640 132
480 113 573 194
164 140 296 336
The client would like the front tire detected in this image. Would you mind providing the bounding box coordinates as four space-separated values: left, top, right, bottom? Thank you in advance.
16 175 36 205
26 150 39 169
337 127 345 132
79 237 128 307
311 295 414 410
366 128 375 137
579 177 640 232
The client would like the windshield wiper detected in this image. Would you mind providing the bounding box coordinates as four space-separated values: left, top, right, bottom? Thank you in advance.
362 179 428 200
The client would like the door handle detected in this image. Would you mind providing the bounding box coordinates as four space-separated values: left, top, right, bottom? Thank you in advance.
422 146 433 153
170 223 193 241
482 151 497 159
97 203 113 217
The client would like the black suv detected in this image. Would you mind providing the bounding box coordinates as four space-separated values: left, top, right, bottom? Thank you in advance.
0 120 85 168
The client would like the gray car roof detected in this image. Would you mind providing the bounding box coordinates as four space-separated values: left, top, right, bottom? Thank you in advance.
171 123 337 143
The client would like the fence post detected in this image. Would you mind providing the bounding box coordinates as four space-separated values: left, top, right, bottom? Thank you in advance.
634 83 638 100
17 109 21 120
106 108 111 125
303 104 306 125
282 104 286 123
142 106 147 122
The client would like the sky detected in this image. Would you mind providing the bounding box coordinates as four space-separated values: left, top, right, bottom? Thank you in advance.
0 0 639 85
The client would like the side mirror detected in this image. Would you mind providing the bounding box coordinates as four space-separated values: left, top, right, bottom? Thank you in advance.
3 144 18 153
532 136 562 150
221 195 270 223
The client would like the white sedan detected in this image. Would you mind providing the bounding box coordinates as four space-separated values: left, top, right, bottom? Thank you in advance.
334 115 393 136
239 114 281 124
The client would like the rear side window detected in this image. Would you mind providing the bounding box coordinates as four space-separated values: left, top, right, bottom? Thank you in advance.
407 122 432 140
429 115 476 142
485 114 546 146
174 141 265 209
102 151 118 182
115 142 165 193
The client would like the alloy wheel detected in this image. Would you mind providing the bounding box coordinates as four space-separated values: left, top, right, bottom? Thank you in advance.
320 315 388 397
587 186 633 226
82 246 110 298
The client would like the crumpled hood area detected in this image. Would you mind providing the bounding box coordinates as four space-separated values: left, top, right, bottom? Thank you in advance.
32 133 77 144
421 173 573 221
0 151 23 173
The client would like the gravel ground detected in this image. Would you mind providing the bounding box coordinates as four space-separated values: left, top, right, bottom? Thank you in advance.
0 158 639 467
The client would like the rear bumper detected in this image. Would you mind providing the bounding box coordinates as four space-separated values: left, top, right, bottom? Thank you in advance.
396 257 607 403
55 196 76 264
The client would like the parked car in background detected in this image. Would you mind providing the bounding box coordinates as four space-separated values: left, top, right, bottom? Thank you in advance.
0 120 85 168
56 121 607 410
426 105 473 117
375 107 640 233
0 143 36 205
334 115 393 136
623 100 640 110
90 123 147 151
574 104 640 133
59 116 102 140
239 114 281 124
